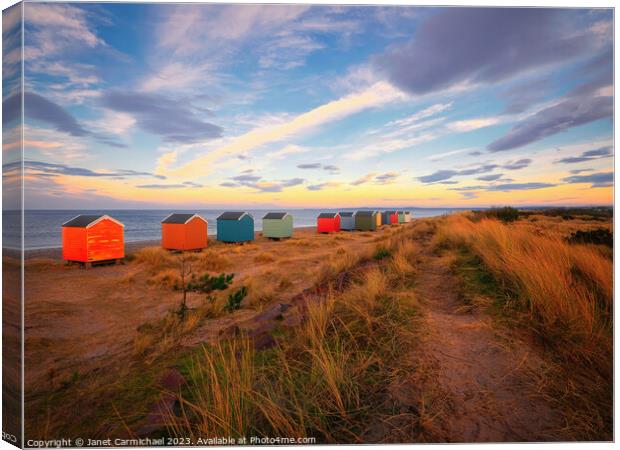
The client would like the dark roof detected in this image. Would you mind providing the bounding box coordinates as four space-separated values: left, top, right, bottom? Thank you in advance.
356 211 376 217
161 213 203 224
397 210 404 214
62 214 104 228
383 210 396 214
217 211 248 221
318 212 339 219
263 212 288 220
339 212 354 217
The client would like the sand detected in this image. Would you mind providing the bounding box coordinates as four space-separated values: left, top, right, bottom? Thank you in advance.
21 226 388 392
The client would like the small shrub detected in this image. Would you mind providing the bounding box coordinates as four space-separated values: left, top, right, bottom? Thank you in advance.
476 206 520 222
567 228 613 248
226 286 248 312
373 247 391 260
186 273 234 293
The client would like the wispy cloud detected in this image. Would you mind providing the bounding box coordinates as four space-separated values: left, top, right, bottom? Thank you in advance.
221 172 305 192
16 160 166 180
488 96 612 151
446 117 500 132
562 171 613 188
418 159 531 183
556 146 612 164
167 82 408 178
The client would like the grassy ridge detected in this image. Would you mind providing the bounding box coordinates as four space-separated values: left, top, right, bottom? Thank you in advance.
165 228 422 443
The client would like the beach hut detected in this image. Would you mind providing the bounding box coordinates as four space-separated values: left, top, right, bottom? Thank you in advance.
317 213 340 233
339 212 355 231
397 211 406 224
404 211 412 223
381 211 392 225
62 214 124 265
217 212 254 243
161 213 208 251
375 211 383 228
387 211 398 224
262 212 293 239
355 211 377 231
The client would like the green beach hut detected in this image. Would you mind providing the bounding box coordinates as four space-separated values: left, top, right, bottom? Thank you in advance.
355 211 377 231
397 211 406 224
262 212 293 239
217 211 254 243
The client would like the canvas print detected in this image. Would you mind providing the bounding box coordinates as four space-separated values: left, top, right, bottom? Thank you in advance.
2 2 614 446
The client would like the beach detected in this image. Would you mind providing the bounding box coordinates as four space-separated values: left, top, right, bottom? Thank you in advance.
16 211 613 441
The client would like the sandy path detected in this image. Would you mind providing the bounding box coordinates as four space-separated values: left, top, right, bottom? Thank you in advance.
395 234 561 442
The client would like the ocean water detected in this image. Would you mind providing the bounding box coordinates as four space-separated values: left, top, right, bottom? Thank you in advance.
4 208 466 250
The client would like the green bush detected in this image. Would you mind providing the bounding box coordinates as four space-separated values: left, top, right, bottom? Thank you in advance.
186 273 234 293
567 228 613 248
226 286 248 312
373 247 392 260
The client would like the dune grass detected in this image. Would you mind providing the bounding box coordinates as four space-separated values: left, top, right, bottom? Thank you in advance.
165 235 422 442
433 213 613 438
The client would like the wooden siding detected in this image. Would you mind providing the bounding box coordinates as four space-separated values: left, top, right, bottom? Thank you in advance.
162 218 208 250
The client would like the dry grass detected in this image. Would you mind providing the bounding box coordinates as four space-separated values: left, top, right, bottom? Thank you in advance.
314 246 374 286
254 252 276 264
166 245 421 442
242 275 277 309
433 213 613 438
133 247 176 272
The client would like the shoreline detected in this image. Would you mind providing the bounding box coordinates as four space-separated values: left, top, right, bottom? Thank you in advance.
21 226 318 260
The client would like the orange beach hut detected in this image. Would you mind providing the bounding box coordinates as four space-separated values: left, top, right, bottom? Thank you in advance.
62 214 124 264
162 213 208 251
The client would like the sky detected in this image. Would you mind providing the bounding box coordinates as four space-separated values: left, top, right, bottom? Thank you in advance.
2 4 614 209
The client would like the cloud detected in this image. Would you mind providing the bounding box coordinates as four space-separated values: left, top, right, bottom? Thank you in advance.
418 159 531 183
222 173 305 192
374 8 604 95
485 182 556 191
556 146 612 164
446 117 500 133
351 173 377 185
375 172 399 184
500 77 553 114
323 164 340 173
297 163 322 169
351 172 399 185
306 181 341 191
562 171 613 188
137 183 200 189
386 102 452 128
458 164 499 176
17 160 166 180
167 82 408 177
418 170 458 183
4 92 88 136
461 192 479 199
100 91 223 144
266 144 310 159
477 173 503 181
488 96 612 151
502 159 532 170
569 168 594 174
24 4 106 60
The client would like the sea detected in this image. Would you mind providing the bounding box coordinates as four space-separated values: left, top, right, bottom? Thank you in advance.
4 208 471 250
